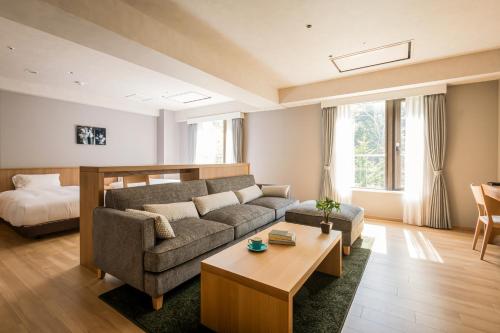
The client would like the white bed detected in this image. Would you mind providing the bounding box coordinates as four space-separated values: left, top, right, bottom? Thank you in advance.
0 186 79 227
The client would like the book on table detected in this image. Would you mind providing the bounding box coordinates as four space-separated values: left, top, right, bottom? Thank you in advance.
268 229 296 245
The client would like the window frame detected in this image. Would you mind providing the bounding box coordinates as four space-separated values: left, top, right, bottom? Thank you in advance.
393 99 405 191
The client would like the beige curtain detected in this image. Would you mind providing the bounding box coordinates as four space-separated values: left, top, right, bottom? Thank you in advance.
187 123 197 163
424 94 451 229
320 107 335 199
232 118 243 163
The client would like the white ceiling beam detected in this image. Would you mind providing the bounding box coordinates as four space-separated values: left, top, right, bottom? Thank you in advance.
0 0 281 110
280 49 500 106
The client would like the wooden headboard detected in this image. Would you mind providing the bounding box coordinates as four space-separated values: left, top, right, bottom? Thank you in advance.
0 167 80 192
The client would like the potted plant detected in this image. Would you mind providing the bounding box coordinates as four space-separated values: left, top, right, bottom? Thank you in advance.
316 197 341 234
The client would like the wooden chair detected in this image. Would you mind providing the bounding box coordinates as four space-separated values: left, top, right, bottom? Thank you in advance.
123 174 150 188
476 185 500 259
471 184 486 251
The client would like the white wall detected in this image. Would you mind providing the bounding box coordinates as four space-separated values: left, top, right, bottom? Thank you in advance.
0 91 158 167
446 81 499 228
157 109 181 164
351 190 403 221
498 80 500 179
178 121 189 164
245 104 322 201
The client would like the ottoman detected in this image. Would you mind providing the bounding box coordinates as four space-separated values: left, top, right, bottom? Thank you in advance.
285 200 364 255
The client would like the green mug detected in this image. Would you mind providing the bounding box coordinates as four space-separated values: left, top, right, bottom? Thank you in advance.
248 237 263 249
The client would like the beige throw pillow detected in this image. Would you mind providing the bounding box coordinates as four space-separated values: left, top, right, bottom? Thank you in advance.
261 185 290 198
126 209 175 239
192 191 239 216
143 202 199 222
234 185 263 204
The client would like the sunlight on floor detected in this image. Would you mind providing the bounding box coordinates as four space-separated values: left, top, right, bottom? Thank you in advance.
363 223 387 254
403 229 444 263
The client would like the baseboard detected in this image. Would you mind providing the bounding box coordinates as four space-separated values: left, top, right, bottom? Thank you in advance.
365 215 402 223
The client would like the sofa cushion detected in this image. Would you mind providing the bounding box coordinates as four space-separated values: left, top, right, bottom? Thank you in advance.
206 175 256 194
203 204 275 238
105 180 208 210
125 209 175 239
193 191 240 215
247 197 299 219
261 185 290 198
144 218 234 273
143 201 199 222
235 185 263 204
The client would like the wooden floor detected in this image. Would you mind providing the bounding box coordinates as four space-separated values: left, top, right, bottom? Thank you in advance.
0 220 499 333
344 220 500 333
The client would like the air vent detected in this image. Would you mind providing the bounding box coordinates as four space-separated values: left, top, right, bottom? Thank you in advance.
330 40 411 73
167 92 211 104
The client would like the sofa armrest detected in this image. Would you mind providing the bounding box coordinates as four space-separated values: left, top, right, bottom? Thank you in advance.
256 183 292 199
93 207 155 291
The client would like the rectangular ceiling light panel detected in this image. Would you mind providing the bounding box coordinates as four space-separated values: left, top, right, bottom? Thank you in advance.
167 92 211 104
331 41 411 73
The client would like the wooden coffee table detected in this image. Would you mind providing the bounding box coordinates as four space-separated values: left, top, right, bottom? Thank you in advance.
201 222 342 333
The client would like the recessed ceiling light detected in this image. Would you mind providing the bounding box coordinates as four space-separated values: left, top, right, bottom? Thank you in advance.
125 93 153 103
24 68 38 75
329 40 412 73
74 80 86 86
7 46 15 51
167 92 211 104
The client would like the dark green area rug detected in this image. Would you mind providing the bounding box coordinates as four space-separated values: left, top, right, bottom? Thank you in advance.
99 237 372 333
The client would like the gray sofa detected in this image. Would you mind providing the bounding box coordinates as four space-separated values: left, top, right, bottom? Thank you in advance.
93 175 298 310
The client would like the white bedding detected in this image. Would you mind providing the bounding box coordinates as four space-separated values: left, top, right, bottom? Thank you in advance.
0 186 79 227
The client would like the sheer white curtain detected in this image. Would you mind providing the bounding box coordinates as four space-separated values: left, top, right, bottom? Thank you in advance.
332 105 355 203
403 96 431 226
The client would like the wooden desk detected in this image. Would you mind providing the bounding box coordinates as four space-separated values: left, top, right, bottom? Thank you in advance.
201 222 342 333
80 163 250 270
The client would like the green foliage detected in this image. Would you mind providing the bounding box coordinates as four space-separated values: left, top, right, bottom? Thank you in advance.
316 197 341 223
353 102 386 189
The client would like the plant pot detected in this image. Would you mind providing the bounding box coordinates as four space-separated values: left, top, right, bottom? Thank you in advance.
320 221 332 234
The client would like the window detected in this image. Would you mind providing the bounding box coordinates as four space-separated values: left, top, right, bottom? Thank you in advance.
353 101 386 189
194 120 234 164
352 99 406 190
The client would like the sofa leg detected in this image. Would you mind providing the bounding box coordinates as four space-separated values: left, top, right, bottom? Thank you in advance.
152 295 163 311
343 246 351 256
97 268 105 279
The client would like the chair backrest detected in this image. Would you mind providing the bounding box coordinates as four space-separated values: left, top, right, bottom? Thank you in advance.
123 174 150 188
480 184 500 220
470 184 485 205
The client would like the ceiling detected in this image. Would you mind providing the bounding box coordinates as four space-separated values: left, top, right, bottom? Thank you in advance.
166 0 500 87
1 0 500 118
0 17 233 116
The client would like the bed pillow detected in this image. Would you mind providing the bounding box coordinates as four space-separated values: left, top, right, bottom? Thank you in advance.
143 202 199 222
234 185 263 204
12 174 61 189
192 191 239 216
126 209 175 239
261 185 290 198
